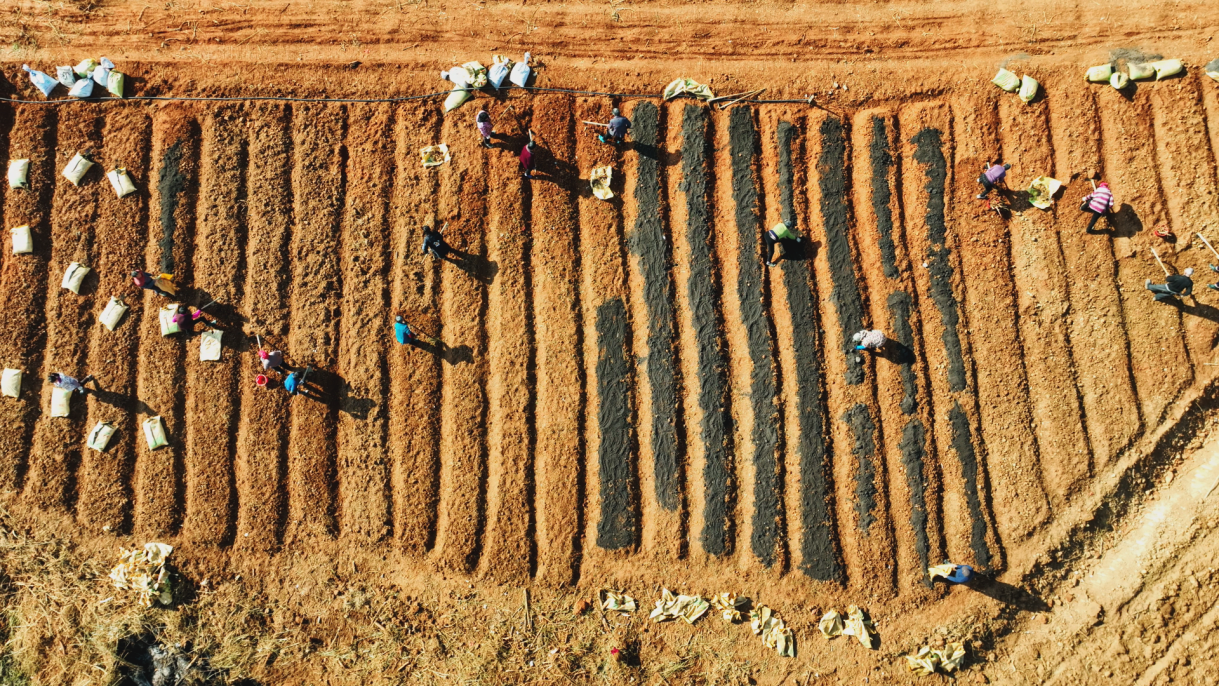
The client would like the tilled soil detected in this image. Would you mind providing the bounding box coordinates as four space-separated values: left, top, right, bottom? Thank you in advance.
4 0 1219 682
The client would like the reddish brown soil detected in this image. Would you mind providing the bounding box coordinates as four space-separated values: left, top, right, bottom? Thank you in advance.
3 0 1219 682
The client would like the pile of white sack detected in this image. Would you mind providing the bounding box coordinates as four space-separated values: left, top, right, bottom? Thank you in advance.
22 57 125 99
441 52 533 112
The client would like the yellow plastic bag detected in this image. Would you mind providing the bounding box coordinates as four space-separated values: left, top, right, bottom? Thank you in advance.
663 78 714 101
1027 176 1063 209
1151 59 1184 80
991 68 1020 92
600 590 636 615
1086 64 1113 83
590 166 613 200
1128 62 1155 80
750 605 795 657
842 605 876 649
420 144 451 167
818 609 844 638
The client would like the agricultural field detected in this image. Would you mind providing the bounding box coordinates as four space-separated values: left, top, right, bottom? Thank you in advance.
2 0 1219 684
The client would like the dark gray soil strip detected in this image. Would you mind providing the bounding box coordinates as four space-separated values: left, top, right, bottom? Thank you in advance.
818 118 866 386
627 101 682 512
843 403 878 532
898 418 932 581
734 107 781 567
887 291 919 415
683 104 734 556
950 401 991 569
779 120 842 583
595 297 636 550
870 116 900 280
157 140 186 274
911 129 967 393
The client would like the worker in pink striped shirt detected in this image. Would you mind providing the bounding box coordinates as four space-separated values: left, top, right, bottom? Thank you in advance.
1080 181 1114 232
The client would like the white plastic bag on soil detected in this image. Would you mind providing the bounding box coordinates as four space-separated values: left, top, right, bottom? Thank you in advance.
1018 75 1039 103
8 159 29 189
489 55 512 90
510 52 532 88
62 262 91 294
69 78 94 98
100 296 129 331
1151 59 1184 80
63 153 94 186
107 71 125 98
50 387 73 418
991 68 1020 92
143 416 168 450
92 58 114 86
56 66 78 87
87 422 116 452
107 168 137 198
1086 64 1114 82
158 304 182 337
444 89 472 113
74 59 97 77
1207 59 1219 83
11 225 32 255
199 329 223 361
23 65 58 98
1128 62 1155 80
1 369 21 399
1110 72 1130 90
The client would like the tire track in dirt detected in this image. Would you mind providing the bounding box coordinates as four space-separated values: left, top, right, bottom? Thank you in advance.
386 103 441 555
623 100 684 560
1045 81 1142 473
804 111 895 594
902 102 1002 570
0 106 55 492
78 107 152 534
335 103 393 542
736 107 784 570
771 116 842 583
1096 88 1193 427
431 109 491 571
575 97 636 557
527 95 585 584
479 100 536 581
681 104 735 557
182 106 246 546
1148 78 1219 367
233 104 292 552
134 107 198 535
25 106 105 512
285 104 344 543
997 96 1093 501
947 97 1050 545
851 109 943 592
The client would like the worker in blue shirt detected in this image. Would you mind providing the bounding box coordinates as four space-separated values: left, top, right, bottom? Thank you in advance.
394 315 414 345
283 366 311 396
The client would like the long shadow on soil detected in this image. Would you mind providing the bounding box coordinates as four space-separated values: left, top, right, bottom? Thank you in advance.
964 577 1050 612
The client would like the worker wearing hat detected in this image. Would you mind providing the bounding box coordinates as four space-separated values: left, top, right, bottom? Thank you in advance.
601 107 632 145
1146 267 1194 302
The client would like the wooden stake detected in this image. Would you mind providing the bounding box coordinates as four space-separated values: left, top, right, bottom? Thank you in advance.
1196 232 1219 260
581 120 610 128
1090 180 1097 192
1151 248 1170 276
256 334 262 352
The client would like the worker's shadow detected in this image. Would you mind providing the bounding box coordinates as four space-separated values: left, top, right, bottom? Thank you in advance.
879 339 916 366
1102 204 1143 239
776 238 818 263
409 335 474 365
490 130 529 152
186 289 249 326
1169 297 1219 324
444 247 498 286
530 153 580 189
965 576 1050 612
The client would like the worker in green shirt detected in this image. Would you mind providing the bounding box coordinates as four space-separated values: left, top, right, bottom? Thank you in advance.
765 222 801 266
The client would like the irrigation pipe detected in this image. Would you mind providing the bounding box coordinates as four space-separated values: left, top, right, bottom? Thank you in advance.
0 84 820 106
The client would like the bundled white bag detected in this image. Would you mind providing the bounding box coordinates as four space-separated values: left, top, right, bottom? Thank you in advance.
489 55 512 90
1 369 21 399
50 387 73 418
1086 64 1113 82
1151 59 1184 80
99 296 129 331
8 159 29 189
158 304 182 337
1110 72 1129 90
87 422 116 452
107 71 125 98
11 225 32 255
74 58 97 77
107 168 137 198
1128 62 1155 80
991 68 1020 92
509 52 532 88
143 416 168 450
62 262 91 294
1206 59 1219 83
63 153 94 186
444 89 472 113
69 78 94 98
1018 75 1039 103
22 65 58 98
199 329 223 361
56 66 78 87
92 58 114 86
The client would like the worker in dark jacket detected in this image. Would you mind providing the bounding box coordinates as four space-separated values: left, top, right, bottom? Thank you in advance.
421 225 448 260
600 108 631 145
1146 267 1194 302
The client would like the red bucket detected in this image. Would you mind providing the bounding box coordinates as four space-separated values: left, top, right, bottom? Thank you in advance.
256 374 268 388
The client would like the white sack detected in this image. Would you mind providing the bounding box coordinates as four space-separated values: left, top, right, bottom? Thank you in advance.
107 168 137 198
199 329 223 361
68 78 94 98
56 66 78 87
143 416 168 450
107 71 125 98
8 159 30 189
1151 59 1184 80
22 65 57 97
158 304 182 337
1128 62 1155 80
1018 75 1039 103
63 153 94 185
1086 64 1113 82
99 296 129 332
50 387 73 418
87 422 116 452
509 52 532 88
62 262 90 294
1 369 21 399
11 225 32 255
991 68 1020 92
